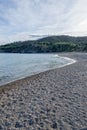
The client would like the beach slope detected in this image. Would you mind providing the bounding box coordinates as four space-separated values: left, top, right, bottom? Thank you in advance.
0 53 87 130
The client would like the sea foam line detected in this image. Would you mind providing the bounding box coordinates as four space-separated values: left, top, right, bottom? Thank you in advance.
56 55 76 68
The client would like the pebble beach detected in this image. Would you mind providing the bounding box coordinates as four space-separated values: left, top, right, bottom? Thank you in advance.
0 52 87 130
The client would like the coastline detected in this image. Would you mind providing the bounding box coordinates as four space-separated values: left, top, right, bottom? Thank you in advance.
0 52 87 129
0 54 76 89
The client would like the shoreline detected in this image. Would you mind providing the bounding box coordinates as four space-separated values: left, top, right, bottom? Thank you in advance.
0 54 76 89
0 52 87 130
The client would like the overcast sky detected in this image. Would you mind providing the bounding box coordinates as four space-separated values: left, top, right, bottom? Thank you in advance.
0 0 87 44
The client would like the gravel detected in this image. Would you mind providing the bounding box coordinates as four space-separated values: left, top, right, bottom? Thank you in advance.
0 52 87 130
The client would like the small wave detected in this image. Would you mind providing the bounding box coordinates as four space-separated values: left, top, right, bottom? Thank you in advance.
53 54 59 57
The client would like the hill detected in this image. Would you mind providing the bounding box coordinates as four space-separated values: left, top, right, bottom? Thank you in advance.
0 35 87 53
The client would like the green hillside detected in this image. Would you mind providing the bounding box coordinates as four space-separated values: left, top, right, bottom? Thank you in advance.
0 35 87 53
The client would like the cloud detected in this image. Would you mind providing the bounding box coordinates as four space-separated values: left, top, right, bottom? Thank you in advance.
0 0 87 44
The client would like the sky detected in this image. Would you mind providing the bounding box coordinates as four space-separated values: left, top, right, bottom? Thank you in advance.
0 0 87 44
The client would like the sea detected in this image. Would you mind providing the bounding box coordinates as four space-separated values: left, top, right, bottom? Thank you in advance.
0 53 75 86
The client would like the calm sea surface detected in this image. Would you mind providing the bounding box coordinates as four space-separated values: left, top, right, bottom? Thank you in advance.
0 53 74 85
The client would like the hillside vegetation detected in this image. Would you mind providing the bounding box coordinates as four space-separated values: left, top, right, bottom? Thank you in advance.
0 35 87 53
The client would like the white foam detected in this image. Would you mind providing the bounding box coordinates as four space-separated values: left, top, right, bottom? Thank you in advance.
57 55 76 68
54 54 59 57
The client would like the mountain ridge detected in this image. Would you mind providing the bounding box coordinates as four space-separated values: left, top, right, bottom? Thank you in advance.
0 35 87 53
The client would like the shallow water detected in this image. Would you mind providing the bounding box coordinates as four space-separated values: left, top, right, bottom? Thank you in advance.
0 53 74 85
